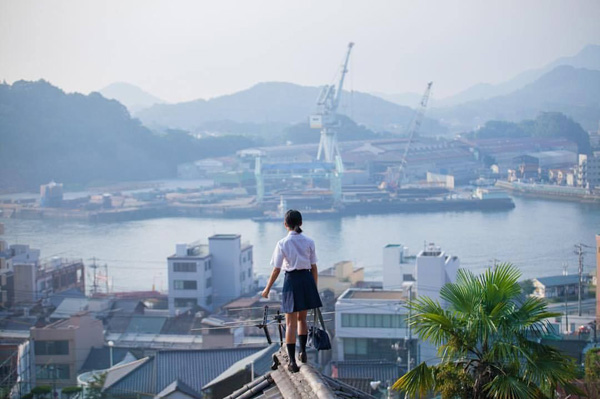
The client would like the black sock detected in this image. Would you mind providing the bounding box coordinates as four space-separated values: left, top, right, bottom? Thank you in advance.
298 334 308 353
286 343 297 364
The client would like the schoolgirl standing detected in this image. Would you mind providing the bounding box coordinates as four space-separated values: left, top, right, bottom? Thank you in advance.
261 209 323 372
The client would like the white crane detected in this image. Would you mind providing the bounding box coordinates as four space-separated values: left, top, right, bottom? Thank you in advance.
383 81 433 190
311 42 354 164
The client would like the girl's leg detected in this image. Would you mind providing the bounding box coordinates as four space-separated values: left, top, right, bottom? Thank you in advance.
297 310 308 335
285 312 299 371
297 310 308 363
285 312 298 343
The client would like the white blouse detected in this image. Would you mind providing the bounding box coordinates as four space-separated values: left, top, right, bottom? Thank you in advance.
270 231 318 272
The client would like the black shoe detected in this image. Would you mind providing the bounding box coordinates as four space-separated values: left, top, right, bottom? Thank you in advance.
298 351 307 363
287 362 300 373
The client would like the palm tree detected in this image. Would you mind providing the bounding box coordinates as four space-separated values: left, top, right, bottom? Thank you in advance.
393 263 581 399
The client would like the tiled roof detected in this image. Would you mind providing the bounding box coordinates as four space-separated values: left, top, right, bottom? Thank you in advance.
103 347 264 398
112 299 146 314
50 298 89 319
155 379 202 399
47 287 85 308
223 350 376 399
103 357 152 394
534 275 589 288
333 360 403 384
336 378 376 395
203 344 279 390
125 315 167 334
79 346 134 373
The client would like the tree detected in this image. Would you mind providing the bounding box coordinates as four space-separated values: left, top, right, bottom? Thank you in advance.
519 279 535 297
393 264 581 399
61 386 83 399
84 373 106 399
585 348 600 382
31 386 52 399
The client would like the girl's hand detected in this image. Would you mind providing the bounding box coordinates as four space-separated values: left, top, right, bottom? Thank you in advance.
261 288 269 298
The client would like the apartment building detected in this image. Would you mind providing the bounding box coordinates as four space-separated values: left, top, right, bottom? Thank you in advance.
167 234 254 315
415 243 459 304
382 244 414 290
578 152 600 189
334 288 412 365
31 312 104 388
13 258 84 305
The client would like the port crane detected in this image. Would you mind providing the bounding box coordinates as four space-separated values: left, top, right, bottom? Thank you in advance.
383 81 433 190
311 42 355 165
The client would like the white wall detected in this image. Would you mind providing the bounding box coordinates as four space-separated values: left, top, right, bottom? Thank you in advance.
415 245 460 305
168 256 212 315
335 293 409 362
209 235 242 308
383 245 405 290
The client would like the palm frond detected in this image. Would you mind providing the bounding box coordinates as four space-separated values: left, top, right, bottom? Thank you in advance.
392 362 435 397
484 375 537 399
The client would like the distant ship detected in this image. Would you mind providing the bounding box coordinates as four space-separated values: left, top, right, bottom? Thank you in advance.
252 188 514 222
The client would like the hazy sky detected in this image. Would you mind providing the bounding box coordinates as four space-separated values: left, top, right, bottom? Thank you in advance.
1 0 599 103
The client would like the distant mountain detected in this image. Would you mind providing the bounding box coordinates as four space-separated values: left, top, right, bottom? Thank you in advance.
0 80 256 192
100 82 165 113
432 65 600 132
436 44 600 107
370 91 423 107
467 112 591 155
135 81 446 135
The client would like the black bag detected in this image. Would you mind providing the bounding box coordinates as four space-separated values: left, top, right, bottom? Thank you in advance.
308 308 331 351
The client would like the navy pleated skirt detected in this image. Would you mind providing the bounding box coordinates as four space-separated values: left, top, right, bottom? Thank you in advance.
281 269 323 314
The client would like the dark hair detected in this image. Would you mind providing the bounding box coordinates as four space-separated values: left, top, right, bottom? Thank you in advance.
284 209 303 233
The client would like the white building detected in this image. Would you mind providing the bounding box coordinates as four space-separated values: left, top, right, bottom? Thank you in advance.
208 234 254 308
167 234 253 315
382 244 414 290
167 242 213 315
415 243 459 304
415 243 460 363
334 288 413 367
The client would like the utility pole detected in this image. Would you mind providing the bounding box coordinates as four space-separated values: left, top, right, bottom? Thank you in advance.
407 285 413 375
563 263 569 333
104 264 109 294
89 257 98 296
575 244 585 316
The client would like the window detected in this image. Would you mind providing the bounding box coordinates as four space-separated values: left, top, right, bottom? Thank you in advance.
205 277 212 288
173 280 197 290
341 313 406 328
36 364 70 380
247 269 252 278
173 262 196 272
35 340 69 356
206 295 212 306
343 338 399 361
174 298 198 307
343 338 368 356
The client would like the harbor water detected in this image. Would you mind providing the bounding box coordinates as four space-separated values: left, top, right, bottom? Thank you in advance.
1 196 599 292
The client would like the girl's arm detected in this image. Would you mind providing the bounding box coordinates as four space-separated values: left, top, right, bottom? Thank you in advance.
261 267 281 298
311 264 318 287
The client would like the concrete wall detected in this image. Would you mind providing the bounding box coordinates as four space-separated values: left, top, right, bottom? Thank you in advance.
13 264 36 304
32 313 104 387
168 256 212 315
383 245 412 290
209 235 242 308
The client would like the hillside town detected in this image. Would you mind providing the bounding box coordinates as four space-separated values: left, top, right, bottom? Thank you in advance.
1 219 599 398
